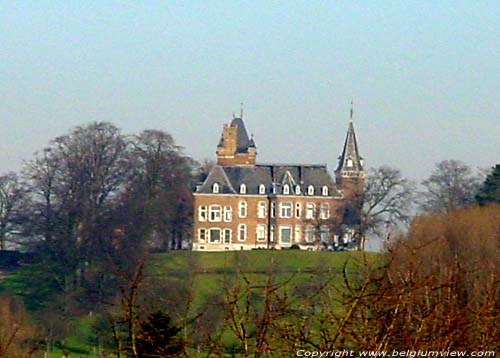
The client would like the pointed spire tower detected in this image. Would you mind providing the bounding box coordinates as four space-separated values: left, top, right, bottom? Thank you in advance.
335 102 365 197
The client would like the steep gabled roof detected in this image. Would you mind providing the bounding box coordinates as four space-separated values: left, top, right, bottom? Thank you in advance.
336 120 364 173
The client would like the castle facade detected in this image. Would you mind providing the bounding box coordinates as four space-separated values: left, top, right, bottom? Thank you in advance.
193 112 364 251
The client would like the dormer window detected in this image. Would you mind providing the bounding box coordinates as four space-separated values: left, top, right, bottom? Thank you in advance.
259 184 266 194
296 185 301 195
283 184 290 195
212 183 220 193
322 186 329 196
240 184 247 194
347 159 353 167
307 185 315 196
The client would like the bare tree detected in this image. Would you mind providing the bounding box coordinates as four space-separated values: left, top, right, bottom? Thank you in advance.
420 159 482 213
125 129 194 251
0 173 26 250
342 166 415 250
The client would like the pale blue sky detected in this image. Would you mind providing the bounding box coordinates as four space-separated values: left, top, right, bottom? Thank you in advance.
1 1 498 179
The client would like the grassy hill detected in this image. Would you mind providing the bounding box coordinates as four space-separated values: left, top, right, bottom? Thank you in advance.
0 250 378 357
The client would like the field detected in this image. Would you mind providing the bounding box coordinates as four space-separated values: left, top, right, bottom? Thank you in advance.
1 250 378 357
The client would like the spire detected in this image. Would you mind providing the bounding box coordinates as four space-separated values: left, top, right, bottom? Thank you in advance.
336 107 364 174
240 102 244 118
350 99 354 122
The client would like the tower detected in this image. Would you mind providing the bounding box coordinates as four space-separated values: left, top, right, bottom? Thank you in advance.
335 107 365 198
216 116 257 166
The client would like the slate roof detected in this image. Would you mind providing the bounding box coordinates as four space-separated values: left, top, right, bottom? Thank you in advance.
196 164 342 197
336 121 364 173
217 117 255 153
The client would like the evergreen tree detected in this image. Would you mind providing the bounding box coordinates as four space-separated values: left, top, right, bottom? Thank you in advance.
135 310 185 358
476 164 500 205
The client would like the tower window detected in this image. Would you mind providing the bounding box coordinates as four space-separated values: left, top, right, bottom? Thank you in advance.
308 185 315 195
240 184 247 194
347 159 353 167
212 183 220 193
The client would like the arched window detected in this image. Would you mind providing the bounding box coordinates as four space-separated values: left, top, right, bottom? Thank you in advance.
259 184 266 194
238 201 247 218
295 202 302 218
307 185 315 196
212 182 219 193
240 184 247 194
238 224 247 241
322 185 329 196
283 184 290 195
295 185 301 195
257 202 266 218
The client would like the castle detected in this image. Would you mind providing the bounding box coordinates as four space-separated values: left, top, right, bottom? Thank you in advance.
193 111 364 251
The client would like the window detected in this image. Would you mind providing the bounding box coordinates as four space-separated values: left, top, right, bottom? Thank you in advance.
270 225 275 242
224 206 232 222
198 206 207 221
320 203 330 219
259 184 266 194
223 229 231 244
238 201 247 218
320 226 329 243
256 225 266 241
295 185 301 195
240 184 247 194
212 183 219 193
306 225 315 243
295 202 302 218
294 226 301 242
257 202 267 218
280 226 291 244
307 185 315 195
209 228 221 243
322 186 329 196
306 203 315 219
283 184 290 195
347 159 353 167
238 224 247 241
209 205 222 222
198 228 207 241
280 202 292 218
271 202 276 218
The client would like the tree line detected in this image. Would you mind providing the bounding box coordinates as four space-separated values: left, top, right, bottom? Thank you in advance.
0 121 498 356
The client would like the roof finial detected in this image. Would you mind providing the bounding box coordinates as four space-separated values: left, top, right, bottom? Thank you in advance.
240 102 244 118
232 112 236 119
350 99 354 122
